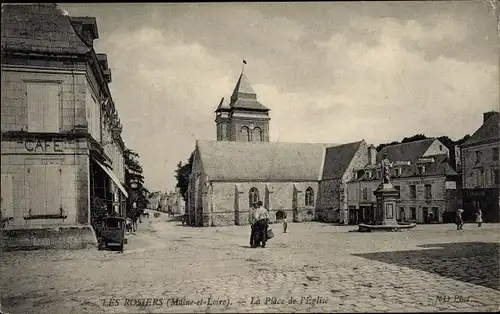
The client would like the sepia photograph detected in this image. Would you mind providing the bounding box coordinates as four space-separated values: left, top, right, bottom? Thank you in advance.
0 1 499 313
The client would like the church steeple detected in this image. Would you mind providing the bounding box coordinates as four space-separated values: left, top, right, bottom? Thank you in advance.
230 72 257 101
228 65 269 112
214 61 271 142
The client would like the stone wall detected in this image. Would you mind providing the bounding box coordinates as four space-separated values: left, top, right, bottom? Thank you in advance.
1 139 90 229
1 226 97 251
1 68 88 133
317 179 342 222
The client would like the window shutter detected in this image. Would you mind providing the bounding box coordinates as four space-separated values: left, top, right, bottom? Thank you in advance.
26 82 60 133
27 83 45 132
45 165 62 214
43 84 60 132
1 174 14 220
28 166 47 216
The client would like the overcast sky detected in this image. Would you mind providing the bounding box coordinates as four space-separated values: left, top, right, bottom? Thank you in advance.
61 2 499 192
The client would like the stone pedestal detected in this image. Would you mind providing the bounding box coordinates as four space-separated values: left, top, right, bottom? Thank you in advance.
373 183 399 226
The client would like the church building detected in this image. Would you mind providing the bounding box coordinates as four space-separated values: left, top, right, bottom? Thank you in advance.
187 69 369 227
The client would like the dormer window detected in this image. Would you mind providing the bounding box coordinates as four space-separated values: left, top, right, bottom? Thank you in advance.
396 168 402 176
418 165 426 175
367 171 372 179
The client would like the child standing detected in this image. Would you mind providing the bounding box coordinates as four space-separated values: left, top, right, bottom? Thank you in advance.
476 208 483 227
283 212 288 233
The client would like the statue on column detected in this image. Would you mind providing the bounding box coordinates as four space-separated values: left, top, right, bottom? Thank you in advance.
381 154 394 184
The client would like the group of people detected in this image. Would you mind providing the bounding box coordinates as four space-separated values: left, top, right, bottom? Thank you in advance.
248 201 271 248
456 208 483 230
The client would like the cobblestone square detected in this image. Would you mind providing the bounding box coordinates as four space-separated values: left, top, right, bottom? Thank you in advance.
1 216 499 313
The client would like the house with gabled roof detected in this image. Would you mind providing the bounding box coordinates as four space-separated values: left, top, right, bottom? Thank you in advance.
460 111 500 222
347 138 460 224
187 68 369 226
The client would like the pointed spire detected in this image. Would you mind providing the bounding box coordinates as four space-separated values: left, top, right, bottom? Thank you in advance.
215 97 230 112
231 72 256 101
228 62 270 112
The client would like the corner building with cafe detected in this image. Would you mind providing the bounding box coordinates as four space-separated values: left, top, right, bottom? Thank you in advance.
1 4 128 250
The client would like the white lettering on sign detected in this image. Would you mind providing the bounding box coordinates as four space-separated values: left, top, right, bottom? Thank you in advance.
445 181 456 190
23 139 64 152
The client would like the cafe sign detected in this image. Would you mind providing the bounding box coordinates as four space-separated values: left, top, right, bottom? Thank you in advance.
22 138 71 153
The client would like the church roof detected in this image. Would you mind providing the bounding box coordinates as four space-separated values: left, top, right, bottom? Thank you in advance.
196 140 341 181
229 72 270 111
322 141 365 180
1 4 91 55
462 112 500 147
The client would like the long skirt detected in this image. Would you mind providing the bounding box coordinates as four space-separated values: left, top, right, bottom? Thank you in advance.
252 220 268 247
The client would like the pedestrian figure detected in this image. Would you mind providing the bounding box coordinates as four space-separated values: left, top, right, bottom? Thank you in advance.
283 212 288 233
456 208 464 230
476 208 483 227
248 203 257 248
252 201 270 248
428 211 434 224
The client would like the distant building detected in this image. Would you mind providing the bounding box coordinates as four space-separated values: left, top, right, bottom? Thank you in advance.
460 111 500 222
347 139 460 224
0 4 128 250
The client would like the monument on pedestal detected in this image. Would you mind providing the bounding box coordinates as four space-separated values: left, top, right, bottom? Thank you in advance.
358 154 417 232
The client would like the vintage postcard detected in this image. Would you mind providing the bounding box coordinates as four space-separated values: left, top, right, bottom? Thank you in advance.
1 1 499 313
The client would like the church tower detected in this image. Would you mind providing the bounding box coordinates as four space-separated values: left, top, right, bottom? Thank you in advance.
215 65 270 142
215 97 231 141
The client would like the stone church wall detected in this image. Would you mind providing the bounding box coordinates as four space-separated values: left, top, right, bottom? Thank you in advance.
317 179 343 223
206 181 319 227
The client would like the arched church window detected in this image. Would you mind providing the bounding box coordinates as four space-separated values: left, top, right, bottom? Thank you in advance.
240 126 250 142
305 187 314 207
253 127 262 142
249 187 259 207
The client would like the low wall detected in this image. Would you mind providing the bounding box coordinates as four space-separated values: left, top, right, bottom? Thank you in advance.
0 225 97 252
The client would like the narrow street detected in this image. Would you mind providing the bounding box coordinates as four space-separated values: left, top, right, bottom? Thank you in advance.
1 213 499 313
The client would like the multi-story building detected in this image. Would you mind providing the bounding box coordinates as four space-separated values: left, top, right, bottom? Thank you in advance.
347 139 460 224
460 111 500 222
1 4 128 250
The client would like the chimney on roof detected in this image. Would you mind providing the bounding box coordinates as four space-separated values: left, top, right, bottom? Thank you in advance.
483 111 499 123
368 144 377 165
97 53 112 83
70 16 99 46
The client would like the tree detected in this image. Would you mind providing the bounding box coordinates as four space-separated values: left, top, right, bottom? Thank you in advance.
124 148 150 215
175 151 194 202
401 134 429 143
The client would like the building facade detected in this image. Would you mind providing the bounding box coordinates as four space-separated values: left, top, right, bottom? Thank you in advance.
460 111 500 222
347 139 460 224
1 4 128 250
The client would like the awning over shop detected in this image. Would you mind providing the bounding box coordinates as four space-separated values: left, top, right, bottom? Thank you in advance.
95 160 129 198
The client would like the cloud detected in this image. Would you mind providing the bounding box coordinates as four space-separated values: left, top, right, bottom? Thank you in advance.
61 3 498 192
